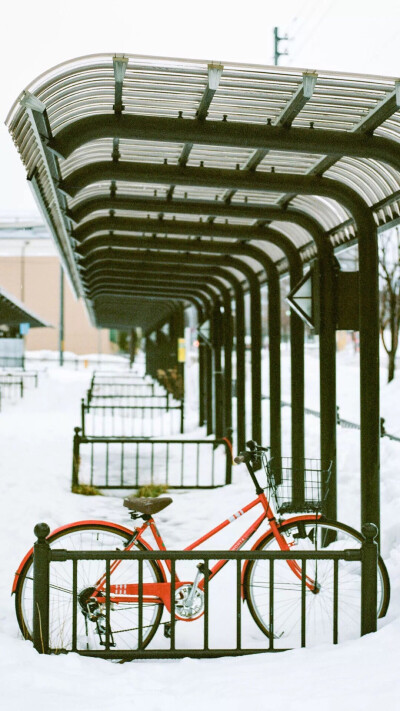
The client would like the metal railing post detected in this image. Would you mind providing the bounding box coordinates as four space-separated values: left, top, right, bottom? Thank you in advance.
81 398 86 437
72 427 82 488
225 429 233 485
180 398 184 434
33 522 51 654
361 523 378 635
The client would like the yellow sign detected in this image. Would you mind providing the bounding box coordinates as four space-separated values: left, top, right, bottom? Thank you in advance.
177 338 186 363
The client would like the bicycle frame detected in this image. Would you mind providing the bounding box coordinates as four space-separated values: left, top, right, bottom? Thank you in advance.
91 490 321 616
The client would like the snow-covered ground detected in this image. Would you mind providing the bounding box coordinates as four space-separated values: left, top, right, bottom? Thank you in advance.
0 349 399 710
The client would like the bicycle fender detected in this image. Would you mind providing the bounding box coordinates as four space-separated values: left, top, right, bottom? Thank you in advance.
11 519 136 594
240 514 321 599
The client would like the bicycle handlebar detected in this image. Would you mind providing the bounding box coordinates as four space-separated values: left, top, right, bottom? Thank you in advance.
234 441 270 494
234 441 270 465
234 453 251 465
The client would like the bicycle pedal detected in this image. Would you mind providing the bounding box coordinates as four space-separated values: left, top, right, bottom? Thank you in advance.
163 622 172 639
197 562 212 576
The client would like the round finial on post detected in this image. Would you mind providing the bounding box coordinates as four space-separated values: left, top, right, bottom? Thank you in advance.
362 522 378 541
34 523 50 541
74 426 81 435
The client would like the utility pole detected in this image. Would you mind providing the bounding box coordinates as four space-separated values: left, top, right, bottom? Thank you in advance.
59 265 64 366
129 328 136 368
273 26 288 65
20 240 30 301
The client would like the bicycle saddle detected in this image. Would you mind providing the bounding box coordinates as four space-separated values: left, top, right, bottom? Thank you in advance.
123 495 173 515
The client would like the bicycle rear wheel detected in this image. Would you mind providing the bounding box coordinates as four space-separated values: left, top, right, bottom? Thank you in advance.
244 518 390 646
15 522 164 652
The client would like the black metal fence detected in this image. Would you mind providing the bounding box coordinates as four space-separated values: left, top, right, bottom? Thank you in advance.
31 522 379 659
80 398 184 437
0 369 39 388
89 375 155 396
72 429 232 489
0 375 24 400
88 394 171 408
88 382 157 400
262 395 400 444
23 355 132 371
91 371 149 383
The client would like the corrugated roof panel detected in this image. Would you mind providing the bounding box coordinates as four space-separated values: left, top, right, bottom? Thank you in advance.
7 53 400 328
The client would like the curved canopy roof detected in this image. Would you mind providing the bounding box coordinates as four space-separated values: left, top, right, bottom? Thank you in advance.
6 53 400 329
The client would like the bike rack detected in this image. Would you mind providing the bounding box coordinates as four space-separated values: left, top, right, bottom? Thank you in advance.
31 522 379 658
72 429 232 490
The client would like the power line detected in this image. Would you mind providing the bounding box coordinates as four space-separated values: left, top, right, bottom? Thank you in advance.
368 26 400 65
283 0 328 67
291 0 335 57
288 0 320 37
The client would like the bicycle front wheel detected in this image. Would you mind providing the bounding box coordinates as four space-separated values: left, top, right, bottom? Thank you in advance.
15 522 164 652
244 518 390 647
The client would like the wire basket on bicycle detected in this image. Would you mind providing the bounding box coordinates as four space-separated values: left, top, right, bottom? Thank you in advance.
263 454 332 515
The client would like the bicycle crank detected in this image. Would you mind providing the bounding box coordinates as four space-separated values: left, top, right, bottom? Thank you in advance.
174 584 205 620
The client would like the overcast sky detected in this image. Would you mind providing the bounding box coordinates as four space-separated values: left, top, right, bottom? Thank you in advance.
1 0 400 217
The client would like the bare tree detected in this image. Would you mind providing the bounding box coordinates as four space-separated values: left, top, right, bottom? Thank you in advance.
379 229 400 382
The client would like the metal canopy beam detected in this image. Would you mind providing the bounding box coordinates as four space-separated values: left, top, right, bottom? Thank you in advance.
91 297 179 331
67 194 324 242
49 113 400 171
277 72 318 128
21 96 81 295
357 81 400 134
178 63 223 166
58 160 374 215
170 63 223 200
94 286 208 321
87 273 227 298
224 71 317 200
279 80 400 206
113 55 128 114
73 214 298 244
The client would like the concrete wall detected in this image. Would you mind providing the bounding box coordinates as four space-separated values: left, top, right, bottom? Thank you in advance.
0 254 114 355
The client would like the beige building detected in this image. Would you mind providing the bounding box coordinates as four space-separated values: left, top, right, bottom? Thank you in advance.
0 220 114 355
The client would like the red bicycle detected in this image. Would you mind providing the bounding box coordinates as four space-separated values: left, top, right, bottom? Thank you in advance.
13 442 390 650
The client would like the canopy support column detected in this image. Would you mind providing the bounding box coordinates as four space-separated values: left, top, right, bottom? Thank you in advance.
205 333 213 436
288 261 305 501
359 226 380 533
248 279 262 445
231 282 246 451
317 242 337 520
268 268 282 463
223 295 233 439
211 303 224 438
198 337 206 427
